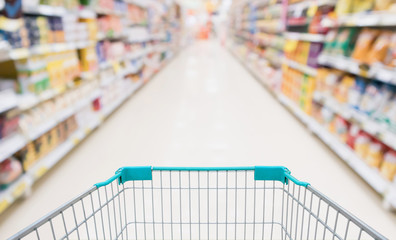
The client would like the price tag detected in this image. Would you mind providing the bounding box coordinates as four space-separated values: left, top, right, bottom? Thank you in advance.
359 68 369 78
0 199 10 214
84 128 92 135
35 167 48 179
12 182 27 198
73 138 80 145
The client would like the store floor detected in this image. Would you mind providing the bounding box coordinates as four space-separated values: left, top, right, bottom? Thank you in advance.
1 40 396 239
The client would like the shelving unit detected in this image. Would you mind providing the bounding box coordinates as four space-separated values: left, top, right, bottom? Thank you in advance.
282 58 318 76
284 32 325 42
230 46 396 209
228 0 396 210
0 0 182 215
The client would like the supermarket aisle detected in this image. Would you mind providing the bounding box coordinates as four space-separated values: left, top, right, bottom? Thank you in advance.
1 40 396 239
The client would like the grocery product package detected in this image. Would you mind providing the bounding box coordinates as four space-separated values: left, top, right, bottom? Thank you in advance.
351 28 380 62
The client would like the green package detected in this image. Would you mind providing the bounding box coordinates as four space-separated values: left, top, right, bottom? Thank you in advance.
332 27 359 57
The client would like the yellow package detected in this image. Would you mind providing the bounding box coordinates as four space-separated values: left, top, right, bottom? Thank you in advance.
354 134 371 159
380 151 396 181
375 0 396 10
15 143 37 171
335 75 355 103
336 0 354 15
366 142 384 168
352 0 375 13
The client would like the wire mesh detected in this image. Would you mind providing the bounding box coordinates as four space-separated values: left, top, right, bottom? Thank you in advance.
11 169 385 240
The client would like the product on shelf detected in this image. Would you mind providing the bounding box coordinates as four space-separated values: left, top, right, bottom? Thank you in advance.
366 31 393 65
15 115 78 171
334 115 350 143
366 141 385 168
15 142 36 171
0 112 19 140
351 28 380 62
334 75 355 103
229 0 396 210
79 46 98 72
281 66 315 114
97 15 123 38
347 76 366 109
346 123 360 148
127 4 148 25
332 28 359 57
0 0 181 216
380 150 396 181
359 82 392 116
335 0 377 15
308 6 334 34
0 158 22 189
2 0 22 19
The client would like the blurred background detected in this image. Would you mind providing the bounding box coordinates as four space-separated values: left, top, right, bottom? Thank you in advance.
0 0 396 239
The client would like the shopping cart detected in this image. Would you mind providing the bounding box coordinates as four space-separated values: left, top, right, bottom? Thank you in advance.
10 166 386 240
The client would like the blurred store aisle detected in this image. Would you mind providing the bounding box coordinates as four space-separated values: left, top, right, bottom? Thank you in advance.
1 40 396 239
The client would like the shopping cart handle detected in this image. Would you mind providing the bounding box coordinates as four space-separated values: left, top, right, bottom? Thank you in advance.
95 166 152 188
95 166 310 188
254 166 310 187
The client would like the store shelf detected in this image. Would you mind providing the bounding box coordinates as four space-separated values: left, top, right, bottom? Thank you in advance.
0 89 18 114
318 54 396 85
25 89 101 141
23 4 79 17
101 80 143 118
0 134 27 163
278 94 391 194
126 48 148 60
97 32 127 41
0 0 181 217
282 58 317 76
0 174 32 215
312 91 396 151
0 79 146 215
0 41 96 62
230 47 396 209
287 0 337 12
18 89 63 111
284 32 325 42
325 12 396 28
123 63 144 76
95 7 125 17
0 118 100 215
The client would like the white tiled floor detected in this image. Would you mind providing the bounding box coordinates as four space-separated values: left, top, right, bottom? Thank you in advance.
1 40 396 239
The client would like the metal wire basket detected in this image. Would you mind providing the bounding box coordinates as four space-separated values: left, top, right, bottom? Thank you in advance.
10 166 386 240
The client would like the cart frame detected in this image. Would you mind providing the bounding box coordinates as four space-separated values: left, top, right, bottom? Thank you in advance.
9 166 387 240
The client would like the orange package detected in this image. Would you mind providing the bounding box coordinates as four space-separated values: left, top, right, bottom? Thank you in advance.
351 28 380 62
366 31 393 64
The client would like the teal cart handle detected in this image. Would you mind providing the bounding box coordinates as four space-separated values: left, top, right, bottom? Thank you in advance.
95 166 310 188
